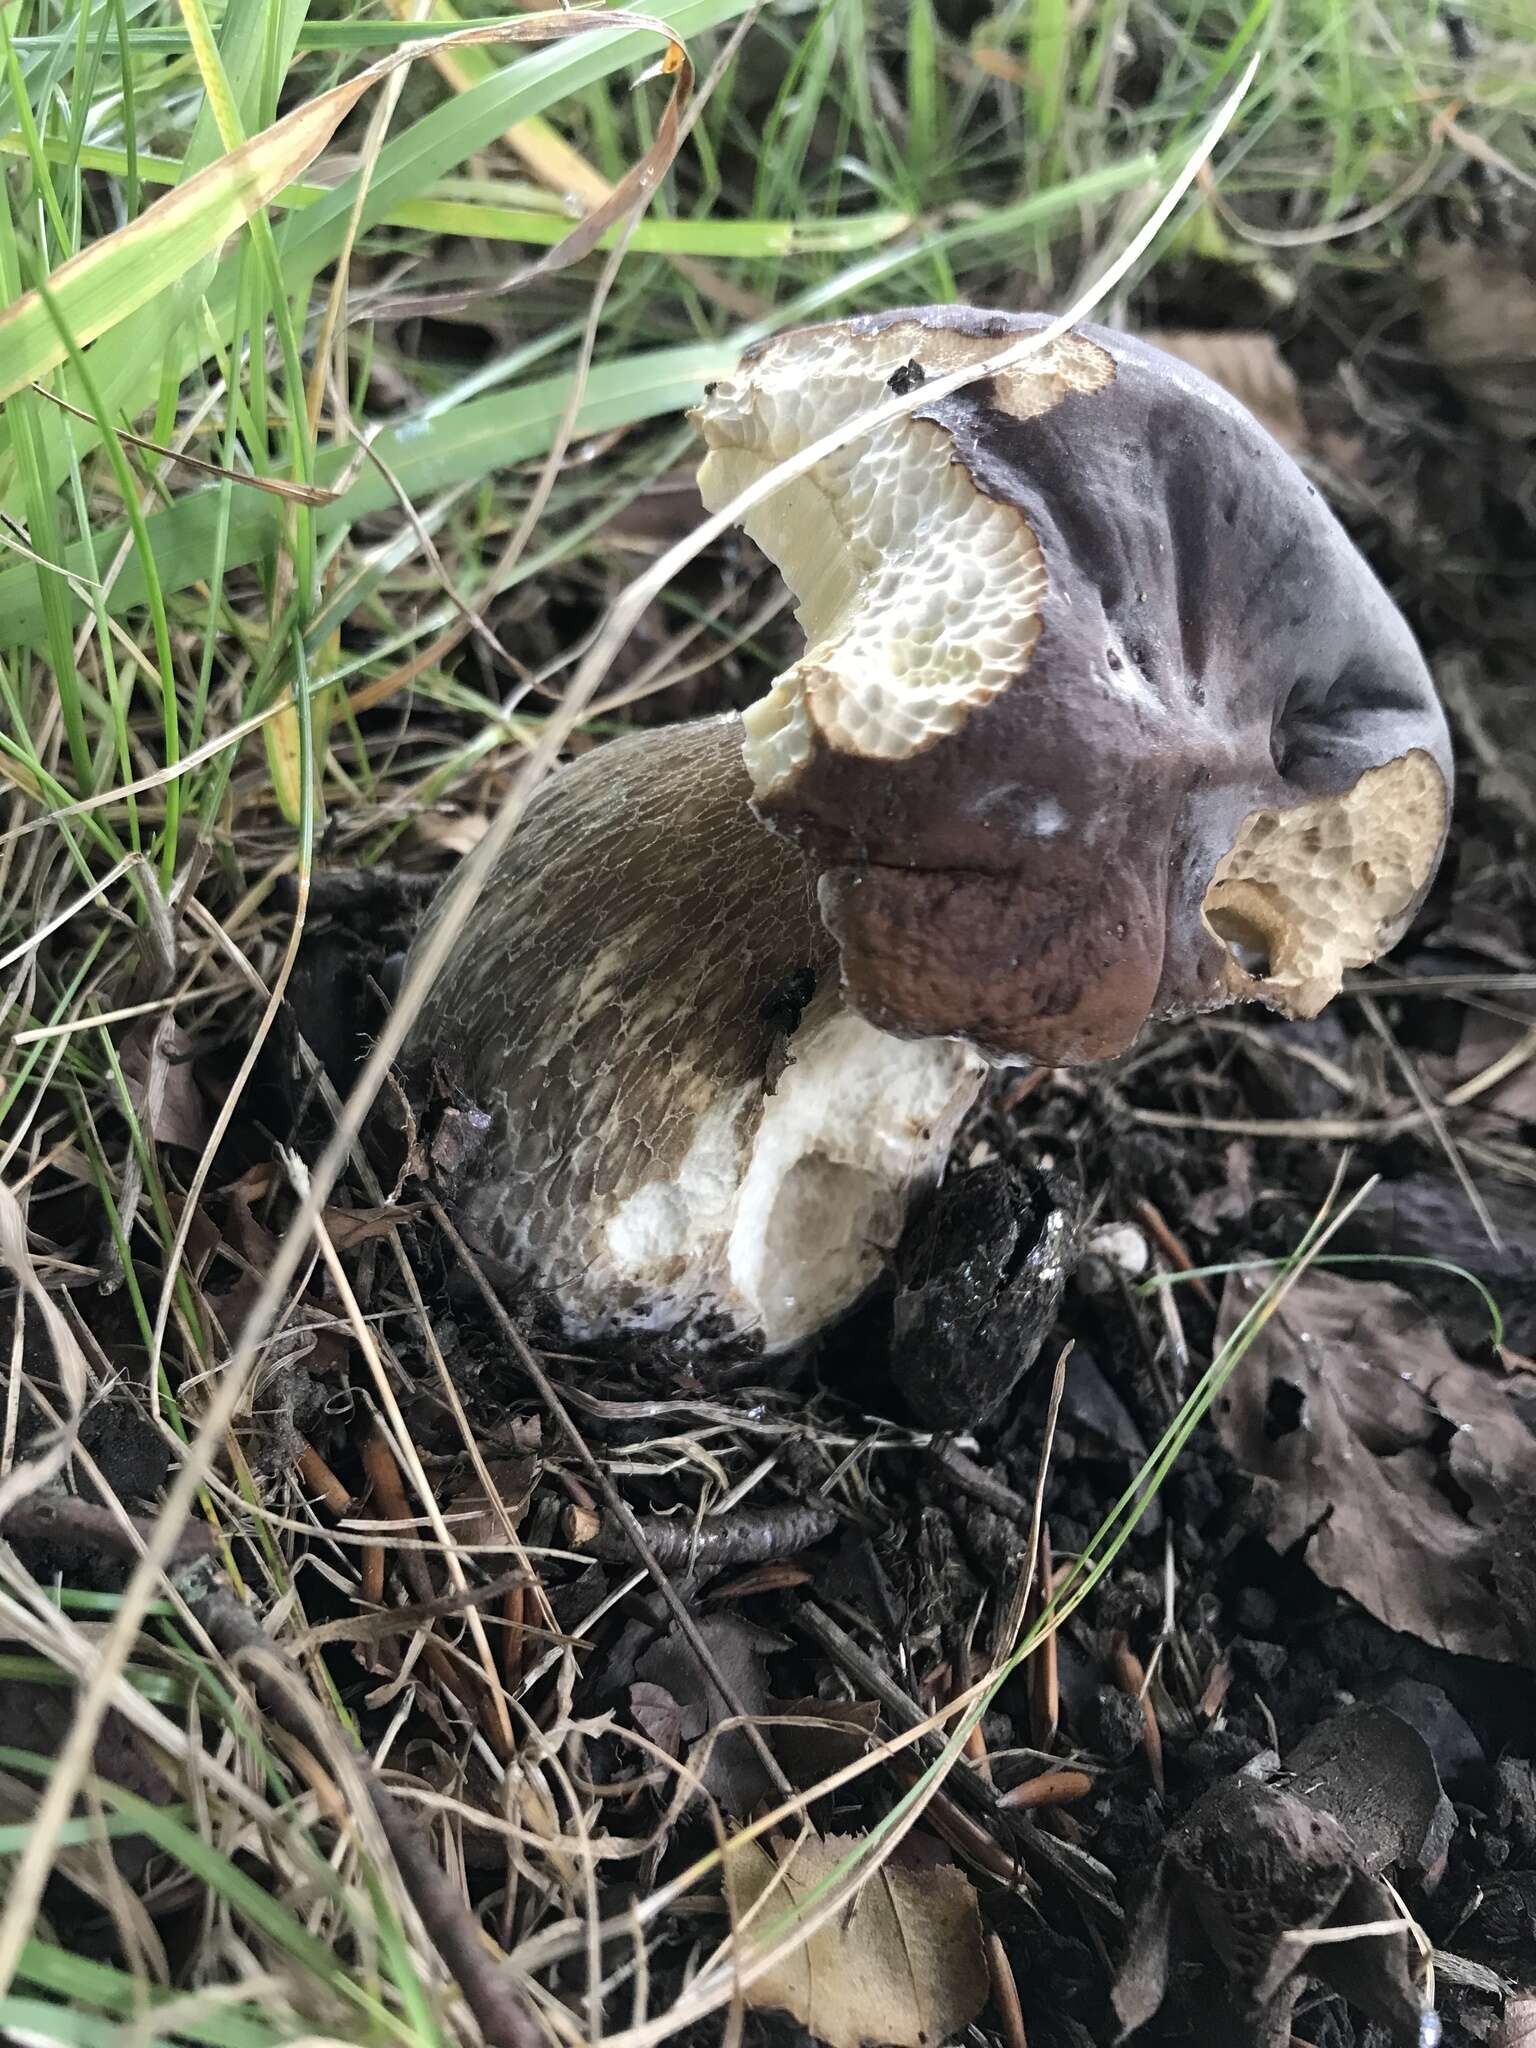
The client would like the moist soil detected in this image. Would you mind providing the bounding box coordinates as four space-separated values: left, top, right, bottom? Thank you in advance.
15 222 1536 2045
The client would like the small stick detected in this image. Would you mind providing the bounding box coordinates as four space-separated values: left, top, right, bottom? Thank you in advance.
997 1768 1093 1812
1132 1196 1217 1311
360 1426 435 1608
569 1499 837 1569
295 1437 353 1515
502 1582 526 1691
928 1438 1034 1523
986 1932 1030 2048
884 1753 1024 1888
0 1495 213 1570
1110 1634 1165 1794
360 1539 385 1608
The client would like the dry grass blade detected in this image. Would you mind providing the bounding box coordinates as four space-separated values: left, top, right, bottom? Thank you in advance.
31 384 339 503
376 17 697 318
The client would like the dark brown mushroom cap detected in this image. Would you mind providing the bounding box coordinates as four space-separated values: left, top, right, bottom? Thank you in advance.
694 307 1452 1064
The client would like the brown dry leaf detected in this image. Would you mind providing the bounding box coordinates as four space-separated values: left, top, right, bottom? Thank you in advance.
726 1833 988 2048
1418 235 1536 442
770 1698 880 1790
1498 1993 1536 2047
630 1680 687 1758
121 1015 210 1153
633 1614 784 1816
1113 1744 1432 2046
1140 329 1309 452
320 1202 420 1250
1215 1269 1536 1661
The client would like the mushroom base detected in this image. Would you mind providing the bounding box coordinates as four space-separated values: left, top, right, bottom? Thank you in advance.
591 994 985 1351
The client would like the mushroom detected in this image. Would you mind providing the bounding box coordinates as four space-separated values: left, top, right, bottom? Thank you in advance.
402 307 1451 1358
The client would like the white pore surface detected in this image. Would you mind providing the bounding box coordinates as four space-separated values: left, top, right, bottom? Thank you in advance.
599 1003 985 1350
695 323 1108 797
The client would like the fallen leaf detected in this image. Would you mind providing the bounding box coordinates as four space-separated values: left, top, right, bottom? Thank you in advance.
1288 1705 1454 1884
1338 1172 1536 1362
444 1456 537 1549
1214 1268 1536 1661
630 1681 686 1758
633 1613 783 1815
1498 1992 1536 2047
770 1697 880 1790
1115 1705 1446 2045
121 1015 210 1153
319 1202 420 1250
1453 1006 1536 1124
1141 329 1309 452
726 1832 988 2048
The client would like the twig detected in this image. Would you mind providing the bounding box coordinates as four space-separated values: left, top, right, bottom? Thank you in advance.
0 1494 214 1570
927 1438 1034 1522
569 1499 838 1568
361 1425 435 1608
426 1197 793 1803
503 1582 527 1690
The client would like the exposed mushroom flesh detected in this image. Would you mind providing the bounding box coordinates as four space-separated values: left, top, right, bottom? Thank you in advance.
696 322 1112 794
1203 750 1448 1015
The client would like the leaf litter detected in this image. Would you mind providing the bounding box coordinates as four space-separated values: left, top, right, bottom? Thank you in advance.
725 1833 989 2048
1214 1267 1536 1661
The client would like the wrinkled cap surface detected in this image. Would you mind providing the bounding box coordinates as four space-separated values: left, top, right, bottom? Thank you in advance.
693 307 1453 1064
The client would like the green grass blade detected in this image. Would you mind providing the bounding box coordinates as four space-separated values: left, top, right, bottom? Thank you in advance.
0 337 736 641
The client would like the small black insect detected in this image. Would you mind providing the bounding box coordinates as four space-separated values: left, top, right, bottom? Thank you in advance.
760 965 817 1037
887 359 926 396
760 966 818 1094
